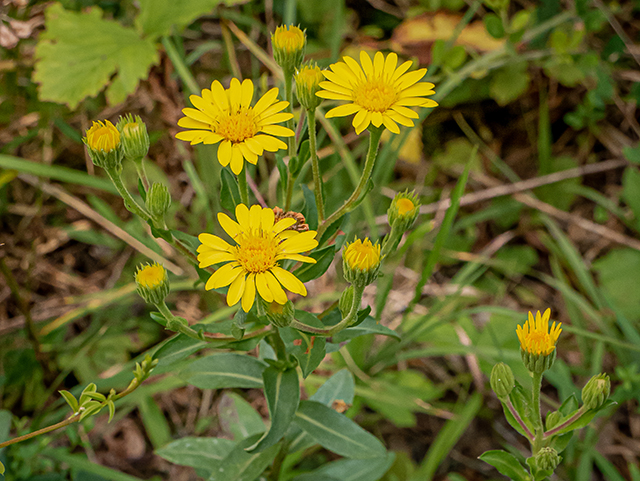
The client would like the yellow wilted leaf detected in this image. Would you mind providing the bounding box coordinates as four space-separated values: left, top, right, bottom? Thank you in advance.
391 12 505 63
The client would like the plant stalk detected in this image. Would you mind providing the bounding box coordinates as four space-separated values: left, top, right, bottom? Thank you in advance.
307 109 324 222
105 168 151 222
238 164 249 205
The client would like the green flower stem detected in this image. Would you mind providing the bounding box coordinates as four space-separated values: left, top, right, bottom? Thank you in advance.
290 283 365 336
506 397 534 442
284 69 296 210
238 165 249 205
532 371 544 453
544 406 587 439
307 109 324 222
133 157 150 190
0 364 147 450
156 301 204 341
316 126 383 240
268 328 288 362
105 168 151 223
268 440 290 481
380 223 401 259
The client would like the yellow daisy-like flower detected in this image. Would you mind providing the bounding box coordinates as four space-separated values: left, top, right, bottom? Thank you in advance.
85 120 120 151
317 51 438 135
272 25 306 54
516 309 562 356
197 204 318 312
342 238 381 286
175 78 294 175
135 263 167 289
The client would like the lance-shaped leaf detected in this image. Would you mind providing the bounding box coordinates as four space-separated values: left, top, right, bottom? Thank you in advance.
479 450 530 481
246 367 299 453
156 437 236 471
182 353 267 389
209 433 280 481
294 400 386 459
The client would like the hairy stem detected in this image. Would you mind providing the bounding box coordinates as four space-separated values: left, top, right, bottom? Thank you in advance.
284 70 296 210
307 109 324 222
106 168 151 222
531 371 544 453
544 406 587 439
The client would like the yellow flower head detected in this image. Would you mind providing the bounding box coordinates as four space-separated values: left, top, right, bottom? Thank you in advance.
516 309 562 356
176 79 294 175
397 198 415 216
272 25 306 53
317 51 438 135
197 204 318 312
135 263 167 289
342 238 381 286
85 120 120 152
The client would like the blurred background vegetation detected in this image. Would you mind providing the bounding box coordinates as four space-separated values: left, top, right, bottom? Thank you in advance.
1 0 640 479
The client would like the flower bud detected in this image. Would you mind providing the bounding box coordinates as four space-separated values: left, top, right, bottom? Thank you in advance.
490 362 515 399
264 299 295 328
117 114 150 163
535 447 561 472
295 62 324 111
387 190 420 232
83 120 122 170
146 182 171 220
516 309 562 373
339 285 354 318
581 373 610 410
342 237 381 287
135 263 169 305
545 410 563 430
272 25 306 74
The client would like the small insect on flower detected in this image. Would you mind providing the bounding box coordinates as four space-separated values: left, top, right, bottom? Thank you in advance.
317 51 437 135
517 309 562 356
175 79 294 175
197 204 318 312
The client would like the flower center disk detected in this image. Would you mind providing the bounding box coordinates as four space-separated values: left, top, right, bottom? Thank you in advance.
353 79 397 113
217 109 257 144
234 232 278 273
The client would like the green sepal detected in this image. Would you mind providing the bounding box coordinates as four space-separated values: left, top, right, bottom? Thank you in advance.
526 456 555 481
479 450 529 481
59 390 79 413
150 311 168 326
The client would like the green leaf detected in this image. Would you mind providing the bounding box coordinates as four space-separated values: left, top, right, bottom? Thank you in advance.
218 393 265 441
301 184 319 231
221 168 242 211
303 452 395 481
246 367 300 453
209 433 280 481
311 370 355 406
34 4 159 108
479 450 530 481
155 437 236 470
281 321 327 378
136 0 243 39
107 400 115 423
294 400 386 459
489 62 531 106
0 460 4 475
153 335 209 372
623 145 640 165
182 353 267 389
483 13 505 38
293 245 336 282
593 248 640 321
59 390 79 413
558 393 579 415
554 399 616 435
332 315 401 342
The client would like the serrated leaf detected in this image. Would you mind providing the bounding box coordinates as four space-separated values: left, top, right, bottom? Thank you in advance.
181 353 267 389
59 390 79 413
479 450 530 481
246 367 299 453
294 400 386 459
34 4 159 108
156 437 236 470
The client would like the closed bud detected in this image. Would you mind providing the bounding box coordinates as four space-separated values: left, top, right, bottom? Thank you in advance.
272 25 306 75
295 62 324 111
83 120 122 170
545 410 563 430
535 447 561 472
264 299 295 328
387 190 421 232
339 286 354 318
146 182 171 219
342 237 381 287
117 114 150 163
582 373 610 410
490 362 515 399
135 263 169 305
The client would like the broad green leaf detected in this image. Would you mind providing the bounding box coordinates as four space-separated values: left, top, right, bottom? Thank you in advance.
138 395 172 448
306 452 395 481
218 393 265 441
294 400 386 459
34 4 159 108
479 450 530 481
281 323 326 378
155 437 235 470
182 353 267 389
293 245 336 282
332 316 401 342
489 62 531 106
136 0 244 39
209 433 280 481
246 367 299 453
153 335 209 372
59 390 79 413
220 168 242 211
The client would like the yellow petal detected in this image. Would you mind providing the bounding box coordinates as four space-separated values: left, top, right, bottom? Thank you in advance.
272 266 307 296
265 271 288 304
199 232 232 250
211 80 230 111
383 52 398 79
218 140 232 167
239 143 258 165
373 51 384 77
241 78 254 108
205 263 242 290
229 78 242 108
203 133 224 145
395 68 427 90
261 206 275 232
382 115 400 134
227 272 246 306
253 88 280 116
230 145 244 175
182 108 214 124
273 218 297 234
218 212 242 239
390 60 413 83
245 137 264 156
178 116 210 129
254 134 287 152
235 203 250 229
261 125 295 137
198 251 236 268
326 103 361 118
255 272 274 302
279 253 316 263
343 55 365 80
242 273 256 312
249 204 262 231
